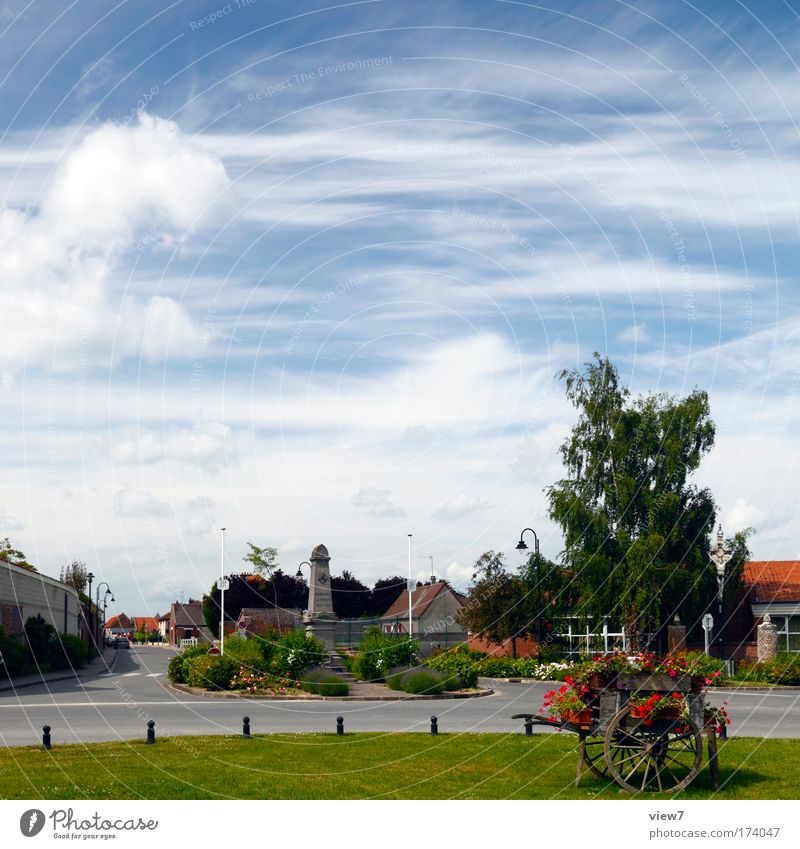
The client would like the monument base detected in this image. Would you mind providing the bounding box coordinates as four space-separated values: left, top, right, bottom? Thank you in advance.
306 616 337 651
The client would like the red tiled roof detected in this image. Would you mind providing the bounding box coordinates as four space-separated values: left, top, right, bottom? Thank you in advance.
742 561 800 603
133 616 159 632
105 613 132 629
381 581 457 619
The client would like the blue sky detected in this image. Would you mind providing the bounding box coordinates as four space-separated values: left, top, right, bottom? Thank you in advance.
1 0 799 615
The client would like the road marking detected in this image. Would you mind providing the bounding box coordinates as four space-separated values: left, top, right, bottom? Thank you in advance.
120 672 141 677
146 673 163 677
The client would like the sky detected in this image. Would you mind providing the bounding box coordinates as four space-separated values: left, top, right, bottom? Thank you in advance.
1 0 799 616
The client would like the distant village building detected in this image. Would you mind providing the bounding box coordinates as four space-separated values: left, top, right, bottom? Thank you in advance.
168 599 213 647
237 607 302 636
380 580 465 652
105 613 133 638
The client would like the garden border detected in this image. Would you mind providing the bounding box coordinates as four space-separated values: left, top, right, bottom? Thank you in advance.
169 682 494 701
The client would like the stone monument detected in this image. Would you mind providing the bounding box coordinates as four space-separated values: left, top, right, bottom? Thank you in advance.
757 613 778 663
667 614 687 653
305 543 338 651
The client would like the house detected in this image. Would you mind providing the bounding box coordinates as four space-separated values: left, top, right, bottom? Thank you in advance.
725 561 800 658
237 607 302 636
168 599 213 647
105 613 133 639
380 579 466 652
132 616 160 641
157 612 170 642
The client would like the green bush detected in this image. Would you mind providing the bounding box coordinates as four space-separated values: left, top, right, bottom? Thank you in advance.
0 627 30 677
222 635 270 675
386 667 446 695
426 650 479 688
185 654 239 690
57 634 88 668
272 629 327 678
356 627 418 681
167 644 209 684
300 668 350 696
683 651 726 681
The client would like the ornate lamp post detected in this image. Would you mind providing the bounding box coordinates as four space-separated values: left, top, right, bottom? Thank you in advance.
95 582 113 646
709 525 733 660
516 528 543 648
86 572 95 650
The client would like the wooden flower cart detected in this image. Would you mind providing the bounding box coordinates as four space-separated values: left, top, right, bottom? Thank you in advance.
513 672 722 793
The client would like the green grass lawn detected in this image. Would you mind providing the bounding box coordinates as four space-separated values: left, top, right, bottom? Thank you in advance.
0 733 797 800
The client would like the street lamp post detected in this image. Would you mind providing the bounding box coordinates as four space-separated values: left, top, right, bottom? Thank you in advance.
220 528 226 655
86 572 95 651
516 528 542 648
709 525 733 661
407 534 413 637
95 582 112 646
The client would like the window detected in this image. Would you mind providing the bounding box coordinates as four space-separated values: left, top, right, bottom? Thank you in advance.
775 615 800 652
183 628 193 639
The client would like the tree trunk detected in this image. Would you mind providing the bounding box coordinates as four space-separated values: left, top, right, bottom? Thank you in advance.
511 635 518 658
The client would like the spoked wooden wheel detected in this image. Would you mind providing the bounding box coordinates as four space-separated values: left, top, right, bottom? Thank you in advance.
603 708 703 793
582 735 636 781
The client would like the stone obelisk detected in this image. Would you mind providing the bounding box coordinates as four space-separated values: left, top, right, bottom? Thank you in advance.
305 543 338 651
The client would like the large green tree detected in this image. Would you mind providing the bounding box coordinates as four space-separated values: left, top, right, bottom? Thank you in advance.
546 354 748 647
456 551 544 657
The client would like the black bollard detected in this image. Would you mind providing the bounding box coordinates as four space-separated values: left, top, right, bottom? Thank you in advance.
336 716 344 736
146 720 155 744
42 725 51 750
242 716 251 738
430 715 439 736
524 719 533 737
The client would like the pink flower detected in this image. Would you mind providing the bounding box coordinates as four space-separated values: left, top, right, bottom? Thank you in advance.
669 669 677 677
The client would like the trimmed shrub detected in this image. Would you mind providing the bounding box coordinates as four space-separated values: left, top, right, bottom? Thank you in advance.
736 653 800 686
300 668 350 696
426 650 479 688
272 629 327 678
386 666 447 695
222 634 270 675
0 627 29 677
57 634 88 668
185 654 239 690
167 644 209 684
356 626 418 681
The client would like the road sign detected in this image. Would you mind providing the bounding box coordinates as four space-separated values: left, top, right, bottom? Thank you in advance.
220 578 230 591
702 613 714 630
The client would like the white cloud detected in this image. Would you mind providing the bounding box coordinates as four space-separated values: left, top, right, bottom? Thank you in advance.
0 114 231 379
351 487 405 517
113 487 171 518
445 560 474 587
616 324 649 344
179 496 216 536
0 505 25 533
725 498 766 532
433 493 489 520
111 423 236 472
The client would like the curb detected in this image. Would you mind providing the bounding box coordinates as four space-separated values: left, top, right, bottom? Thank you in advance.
169 683 494 701
0 646 120 693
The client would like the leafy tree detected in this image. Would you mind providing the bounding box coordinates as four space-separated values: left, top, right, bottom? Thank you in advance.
546 353 749 648
330 570 371 619
243 543 279 577
456 551 534 657
60 560 88 593
369 575 406 616
0 538 37 572
203 571 308 638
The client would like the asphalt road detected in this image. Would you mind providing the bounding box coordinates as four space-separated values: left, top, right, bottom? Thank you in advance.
0 646 798 746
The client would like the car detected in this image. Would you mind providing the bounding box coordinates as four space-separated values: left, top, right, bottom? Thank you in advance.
113 637 130 649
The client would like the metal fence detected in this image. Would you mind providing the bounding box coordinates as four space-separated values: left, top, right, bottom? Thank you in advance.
335 617 468 656
549 619 625 659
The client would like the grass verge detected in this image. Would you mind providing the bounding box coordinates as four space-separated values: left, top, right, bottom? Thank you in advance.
0 734 797 800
